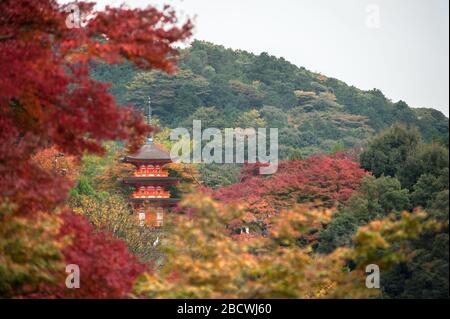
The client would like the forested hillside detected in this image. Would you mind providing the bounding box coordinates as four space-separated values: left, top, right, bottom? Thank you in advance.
92 40 449 158
91 43 449 299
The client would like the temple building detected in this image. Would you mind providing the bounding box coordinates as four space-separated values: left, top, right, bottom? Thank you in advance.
122 140 179 227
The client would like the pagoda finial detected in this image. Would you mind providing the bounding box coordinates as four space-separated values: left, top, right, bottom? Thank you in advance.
146 96 153 144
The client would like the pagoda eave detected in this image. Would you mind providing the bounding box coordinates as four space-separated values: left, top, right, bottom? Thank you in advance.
122 157 172 165
129 198 180 207
123 176 179 186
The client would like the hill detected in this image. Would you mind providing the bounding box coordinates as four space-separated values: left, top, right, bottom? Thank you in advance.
92 40 449 157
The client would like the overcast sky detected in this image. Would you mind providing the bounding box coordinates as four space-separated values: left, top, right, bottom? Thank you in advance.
78 0 449 116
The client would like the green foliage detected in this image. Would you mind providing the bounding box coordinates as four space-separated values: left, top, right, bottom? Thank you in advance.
0 201 63 298
428 190 449 220
181 106 227 129
350 176 410 221
413 108 450 143
259 105 288 127
69 142 121 203
125 69 211 126
356 127 449 298
73 195 162 263
317 175 411 253
198 164 241 189
382 231 449 299
72 176 96 197
234 109 266 128
315 211 358 252
288 148 304 160
329 141 345 155
411 168 449 210
397 143 449 190
91 61 137 105
360 124 421 178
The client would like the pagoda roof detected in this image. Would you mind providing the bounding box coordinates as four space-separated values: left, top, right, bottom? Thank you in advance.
123 143 172 164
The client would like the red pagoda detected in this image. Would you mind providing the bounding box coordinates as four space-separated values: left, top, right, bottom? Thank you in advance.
123 141 179 227
122 98 179 227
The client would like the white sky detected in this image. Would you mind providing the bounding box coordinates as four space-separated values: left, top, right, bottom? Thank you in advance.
69 0 449 116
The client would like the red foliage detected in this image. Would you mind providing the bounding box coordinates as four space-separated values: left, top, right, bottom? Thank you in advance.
0 0 191 214
59 212 145 298
33 212 145 299
0 118 72 215
0 0 192 156
238 161 271 182
32 146 79 182
215 156 368 216
0 0 191 297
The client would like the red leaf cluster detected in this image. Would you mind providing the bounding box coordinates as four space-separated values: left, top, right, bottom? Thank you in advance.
0 0 192 156
0 117 72 215
215 156 368 216
32 212 146 299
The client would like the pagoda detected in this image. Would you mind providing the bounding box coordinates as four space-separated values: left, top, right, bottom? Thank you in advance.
122 98 179 227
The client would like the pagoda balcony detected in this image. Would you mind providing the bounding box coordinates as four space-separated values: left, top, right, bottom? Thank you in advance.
133 167 169 177
132 191 171 199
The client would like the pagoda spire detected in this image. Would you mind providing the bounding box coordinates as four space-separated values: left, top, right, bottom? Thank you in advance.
146 96 153 145
123 98 180 228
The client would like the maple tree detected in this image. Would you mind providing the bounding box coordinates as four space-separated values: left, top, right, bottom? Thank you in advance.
0 202 146 298
30 211 146 298
215 156 368 217
0 0 191 297
0 0 192 215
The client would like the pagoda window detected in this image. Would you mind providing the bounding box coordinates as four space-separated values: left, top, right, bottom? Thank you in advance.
155 165 161 176
138 186 146 198
156 207 163 227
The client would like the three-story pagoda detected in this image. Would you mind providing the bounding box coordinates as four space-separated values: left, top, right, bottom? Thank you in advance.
122 139 179 227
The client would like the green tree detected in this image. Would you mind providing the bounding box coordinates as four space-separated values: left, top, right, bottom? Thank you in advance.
260 105 289 128
360 124 421 178
410 168 449 210
234 109 266 128
317 175 410 253
397 143 449 190
181 106 226 129
288 148 304 160
382 231 449 299
198 163 241 188
329 141 345 155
